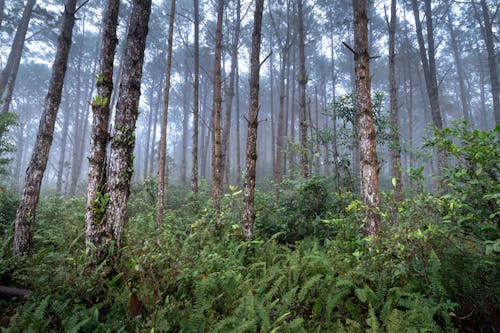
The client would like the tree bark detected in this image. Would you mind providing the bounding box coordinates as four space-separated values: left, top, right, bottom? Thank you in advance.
352 0 380 237
387 0 403 201
211 0 224 211
85 0 119 262
242 0 264 241
56 86 71 195
411 0 445 172
191 0 200 193
446 1 471 123
1 0 36 114
297 0 308 179
105 0 151 256
479 0 499 126
13 0 77 256
157 0 175 227
181 57 189 186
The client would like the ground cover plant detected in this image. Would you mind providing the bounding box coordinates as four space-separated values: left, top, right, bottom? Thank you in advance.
0 126 499 332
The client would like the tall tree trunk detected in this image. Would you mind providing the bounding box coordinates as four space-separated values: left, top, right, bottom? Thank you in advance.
191 0 200 193
211 0 224 210
411 0 444 172
222 0 240 191
352 0 380 237
181 57 189 186
13 0 77 256
85 0 120 261
235 65 242 187
157 0 175 227
105 0 151 256
479 0 499 125
242 0 264 241
1 0 36 113
143 77 156 180
56 86 71 195
297 0 308 178
446 2 470 123
387 0 403 201
0 0 5 30
149 91 160 175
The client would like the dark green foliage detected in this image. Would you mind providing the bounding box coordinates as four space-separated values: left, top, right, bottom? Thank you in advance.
0 126 498 332
0 112 17 175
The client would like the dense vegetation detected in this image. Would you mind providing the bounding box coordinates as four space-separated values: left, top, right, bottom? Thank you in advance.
0 124 498 332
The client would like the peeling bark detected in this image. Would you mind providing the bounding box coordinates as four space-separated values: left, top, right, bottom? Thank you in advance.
353 0 380 237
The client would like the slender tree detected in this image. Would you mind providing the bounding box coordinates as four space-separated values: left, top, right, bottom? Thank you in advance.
13 0 77 256
386 0 403 201
191 0 200 193
211 0 224 210
85 0 120 261
1 0 36 114
297 0 308 178
478 0 499 125
157 0 176 227
352 0 380 237
242 0 265 240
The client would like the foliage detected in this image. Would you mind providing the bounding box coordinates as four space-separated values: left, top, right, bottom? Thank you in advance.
0 112 17 175
1 125 499 332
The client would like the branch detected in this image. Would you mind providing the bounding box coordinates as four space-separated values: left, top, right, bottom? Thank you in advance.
342 42 356 55
0 286 31 299
260 52 273 68
76 0 91 14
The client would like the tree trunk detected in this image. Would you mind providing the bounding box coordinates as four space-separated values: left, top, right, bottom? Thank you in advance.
191 0 200 194
387 0 403 201
479 0 500 126
181 57 189 186
211 0 224 211
352 0 380 237
157 0 175 227
242 0 264 241
56 86 71 195
222 0 240 191
297 0 308 178
85 0 119 262
13 0 77 256
446 2 470 123
104 0 151 256
1 0 36 113
235 65 242 187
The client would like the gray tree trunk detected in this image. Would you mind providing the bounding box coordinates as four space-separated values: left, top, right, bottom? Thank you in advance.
85 0 120 262
157 0 175 227
105 0 151 256
13 0 77 256
297 0 308 178
387 0 403 201
353 0 380 237
242 0 264 241
191 0 200 193
211 0 224 211
1 0 36 114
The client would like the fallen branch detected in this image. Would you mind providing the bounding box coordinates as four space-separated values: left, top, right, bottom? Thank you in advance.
0 286 31 299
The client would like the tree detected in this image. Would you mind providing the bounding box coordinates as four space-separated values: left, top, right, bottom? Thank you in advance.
352 0 380 237
478 0 499 126
191 0 200 194
386 0 403 201
242 0 265 241
157 0 175 227
104 0 151 257
85 0 120 261
411 0 444 171
211 0 224 211
297 0 308 178
13 0 77 256
1 0 36 114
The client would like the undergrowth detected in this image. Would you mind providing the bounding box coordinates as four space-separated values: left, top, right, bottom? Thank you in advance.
0 125 498 332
